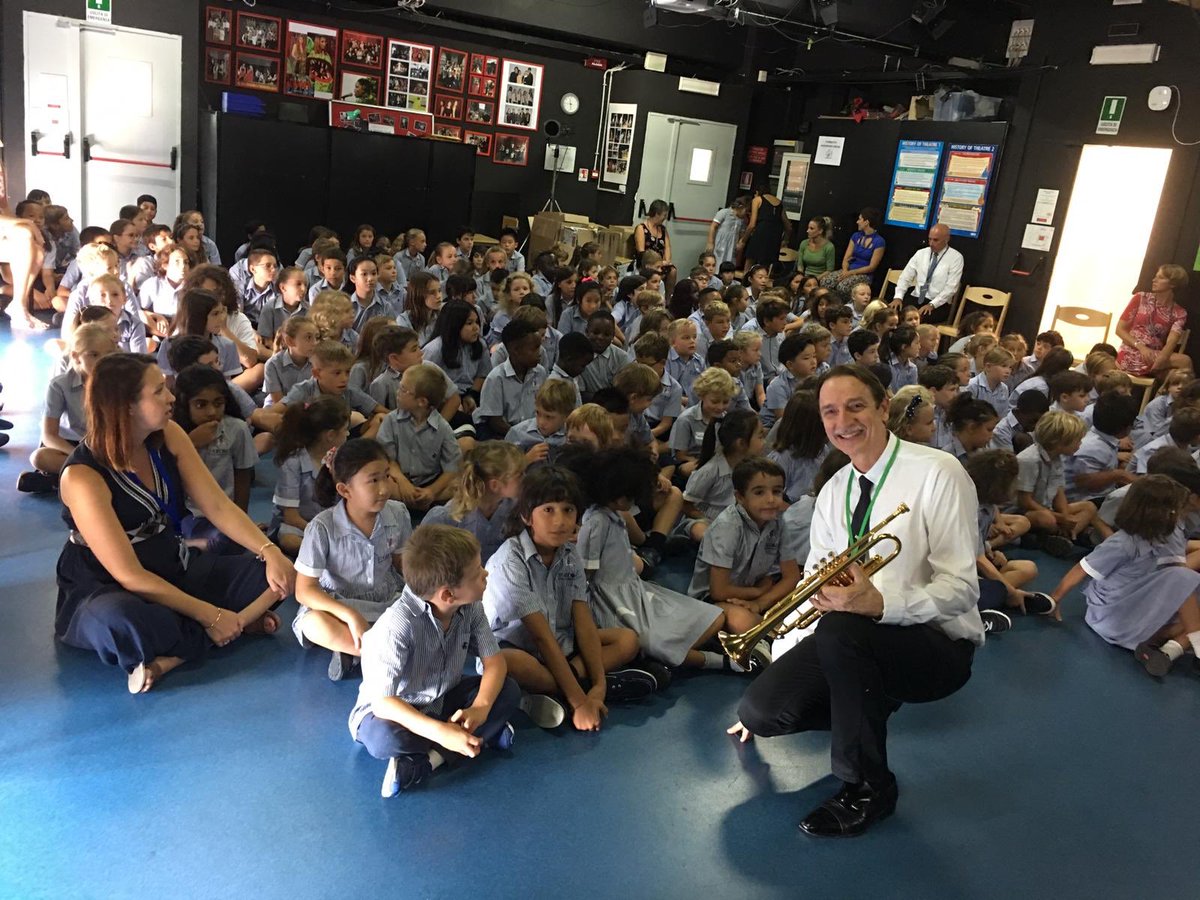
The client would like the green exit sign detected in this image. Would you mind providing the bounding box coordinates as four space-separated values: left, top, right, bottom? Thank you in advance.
86 0 112 23
1096 96 1126 136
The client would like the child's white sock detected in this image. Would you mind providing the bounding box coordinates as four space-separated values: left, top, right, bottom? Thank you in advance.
700 651 725 670
1187 631 1200 658
429 750 446 771
1161 639 1186 662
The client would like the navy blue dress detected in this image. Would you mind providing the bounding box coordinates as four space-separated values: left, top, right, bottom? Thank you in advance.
55 439 272 672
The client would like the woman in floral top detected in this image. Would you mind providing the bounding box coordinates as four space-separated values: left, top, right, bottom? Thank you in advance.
1115 264 1192 377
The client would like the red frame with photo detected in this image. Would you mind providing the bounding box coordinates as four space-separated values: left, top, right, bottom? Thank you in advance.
464 131 493 157
433 94 463 120
469 54 500 93
340 29 384 70
205 47 232 85
235 11 282 53
433 124 463 140
205 5 232 46
493 132 530 167
435 47 469 93
464 99 495 126
234 52 280 92
499 58 543 132
338 70 382 105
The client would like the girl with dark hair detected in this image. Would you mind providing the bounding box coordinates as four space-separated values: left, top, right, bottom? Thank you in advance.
294 437 411 681
270 395 351 554
396 270 442 346
55 353 292 694
683 408 765 524
1010 346 1075 404
423 299 492 412
768 389 830 501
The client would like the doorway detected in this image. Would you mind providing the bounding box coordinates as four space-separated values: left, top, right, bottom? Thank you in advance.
23 11 181 224
633 113 737 273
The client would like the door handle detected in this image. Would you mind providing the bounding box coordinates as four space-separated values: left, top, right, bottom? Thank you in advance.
82 135 92 162
637 199 646 218
31 131 41 156
63 134 72 159
667 201 676 222
170 147 178 171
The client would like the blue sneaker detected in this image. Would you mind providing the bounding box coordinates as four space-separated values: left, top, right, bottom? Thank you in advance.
489 722 516 751
380 754 432 798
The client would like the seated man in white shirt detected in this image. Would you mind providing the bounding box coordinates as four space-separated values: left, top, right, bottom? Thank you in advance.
890 224 964 325
728 363 982 838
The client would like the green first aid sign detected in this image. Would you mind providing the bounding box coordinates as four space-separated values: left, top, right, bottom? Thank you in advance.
1096 96 1126 136
86 0 112 23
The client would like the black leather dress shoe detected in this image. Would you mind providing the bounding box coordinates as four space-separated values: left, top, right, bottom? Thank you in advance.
798 779 898 838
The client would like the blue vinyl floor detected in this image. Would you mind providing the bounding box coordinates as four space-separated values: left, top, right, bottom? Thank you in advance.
1 326 1199 900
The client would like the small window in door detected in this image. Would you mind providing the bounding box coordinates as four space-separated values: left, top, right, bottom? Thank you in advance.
688 147 714 184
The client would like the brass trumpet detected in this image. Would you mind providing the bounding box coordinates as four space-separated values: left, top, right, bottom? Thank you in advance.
718 503 909 669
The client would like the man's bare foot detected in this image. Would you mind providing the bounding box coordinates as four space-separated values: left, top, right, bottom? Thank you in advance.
126 656 185 694
243 609 281 635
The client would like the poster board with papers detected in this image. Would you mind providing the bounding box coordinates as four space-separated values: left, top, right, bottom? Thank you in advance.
884 139 943 231
934 143 998 239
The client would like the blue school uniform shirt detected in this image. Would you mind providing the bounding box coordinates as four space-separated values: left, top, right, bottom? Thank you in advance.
668 404 712 456
283 378 379 417
532 271 553 298
376 409 462 488
966 371 1010 418
189 416 257 513
394 249 427 282
612 299 638 337
295 499 410 608
256 296 309 341
647 370 683 424
395 311 437 347
987 410 1019 452
762 369 799 429
779 494 817 567
1016 442 1066 508
829 337 852 367
688 502 782 598
376 281 405 317
425 263 451 288
889 359 919 392
546 365 583 408
241 281 279 325
1131 394 1172 449
1129 434 1200 475
768 444 830 503
494 327 562 373
308 277 347 303
739 362 764 408
739 319 783 381
423 498 515 567
263 351 312 400
666 349 703 405
627 411 653 447
44 369 89 441
506 250 527 273
349 586 499 739
114 310 148 354
579 344 632 397
138 276 184 318
683 454 734 521
1066 427 1121 503
272 451 325 527
350 292 394 332
201 235 222 267
422 337 492 396
557 304 590 337
474 360 548 426
368 366 454 412
483 530 587 656
505 417 567 451
1011 375 1048 404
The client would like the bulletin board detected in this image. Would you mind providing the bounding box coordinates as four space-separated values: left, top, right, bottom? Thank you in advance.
933 144 999 240
884 139 943 231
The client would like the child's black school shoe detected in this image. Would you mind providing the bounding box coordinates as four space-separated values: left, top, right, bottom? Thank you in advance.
16 470 57 493
519 693 566 729
629 657 672 691
1036 533 1074 558
1023 592 1056 616
0 434 9 449
605 668 657 702
328 651 359 682
0 417 13 430
381 753 432 798
488 722 516 751
980 609 1012 634
637 546 662 576
1135 641 1173 679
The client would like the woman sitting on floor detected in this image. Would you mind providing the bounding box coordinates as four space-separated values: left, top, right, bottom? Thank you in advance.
55 353 295 694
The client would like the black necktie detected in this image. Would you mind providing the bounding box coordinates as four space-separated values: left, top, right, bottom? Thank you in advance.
851 475 873 539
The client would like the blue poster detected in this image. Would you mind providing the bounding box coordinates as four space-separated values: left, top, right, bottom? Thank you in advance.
933 143 999 239
884 139 944 231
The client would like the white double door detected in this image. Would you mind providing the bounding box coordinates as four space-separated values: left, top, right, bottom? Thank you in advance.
23 11 181 224
633 112 738 269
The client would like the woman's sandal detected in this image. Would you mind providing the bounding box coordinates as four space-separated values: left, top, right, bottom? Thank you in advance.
243 609 281 636
127 661 162 695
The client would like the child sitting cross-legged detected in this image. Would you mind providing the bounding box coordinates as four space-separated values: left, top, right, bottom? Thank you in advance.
505 377 574 465
1049 473 1200 678
683 409 765 532
634 332 682 441
377 362 463 509
687 457 800 665
474 319 547 439
351 523 521 797
424 441 527 565
762 333 817 429
270 396 350 555
482 466 663 731
964 449 1053 633
769 389 830 501
280 340 388 439
295 438 413 682
1017 410 1107 557
669 366 738 477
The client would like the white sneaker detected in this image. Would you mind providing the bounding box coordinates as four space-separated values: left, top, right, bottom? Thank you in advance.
519 693 566 729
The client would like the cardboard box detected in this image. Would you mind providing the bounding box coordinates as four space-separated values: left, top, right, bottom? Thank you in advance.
559 222 600 252
527 211 565 259
908 94 934 120
597 225 635 266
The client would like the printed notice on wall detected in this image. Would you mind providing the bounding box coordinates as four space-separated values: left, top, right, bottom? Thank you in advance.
601 103 637 188
934 143 999 240
1032 188 1059 225
814 135 845 166
884 139 943 231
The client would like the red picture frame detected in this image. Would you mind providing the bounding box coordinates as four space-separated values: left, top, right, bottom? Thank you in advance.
464 131 493 157
433 94 463 120
499 58 543 132
340 29 384 70
493 132 529 167
338 70 381 105
433 123 463 140
235 12 281 53
205 6 232 45
205 47 231 85
435 47 468 93
234 52 280 92
464 99 495 126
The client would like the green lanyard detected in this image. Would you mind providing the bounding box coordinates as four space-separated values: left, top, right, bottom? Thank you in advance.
844 438 901 545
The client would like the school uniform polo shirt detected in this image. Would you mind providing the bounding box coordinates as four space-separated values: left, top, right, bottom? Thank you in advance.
1066 427 1121 502
762 369 799 429
350 292 394 332
668 404 713 456
394 250 427 282
264 351 311 399
579 344 632 397
688 502 782 598
283 378 379 418
505 417 567 452
45 369 89 441
647 371 683 424
829 337 852 367
256 297 310 340
683 454 734 521
889 359 920 392
546 365 583 408
376 409 462 487
483 531 587 656
966 372 1010 419
666 349 703 405
1016 443 1066 508
189 417 257 511
474 360 548 426
242 281 280 325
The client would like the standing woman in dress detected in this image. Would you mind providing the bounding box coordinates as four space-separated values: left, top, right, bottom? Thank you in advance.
821 207 886 301
1114 264 1193 378
739 183 791 273
55 353 295 694
706 197 750 267
634 199 674 287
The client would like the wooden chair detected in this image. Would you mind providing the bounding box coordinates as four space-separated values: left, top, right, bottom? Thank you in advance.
778 248 799 264
877 268 903 301
1129 328 1190 412
1051 305 1112 362
937 285 1012 341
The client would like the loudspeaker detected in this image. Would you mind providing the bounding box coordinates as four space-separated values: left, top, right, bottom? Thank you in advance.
543 119 573 138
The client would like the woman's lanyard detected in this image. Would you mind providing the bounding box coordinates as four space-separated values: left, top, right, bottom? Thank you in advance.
844 439 901 546
128 448 184 534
